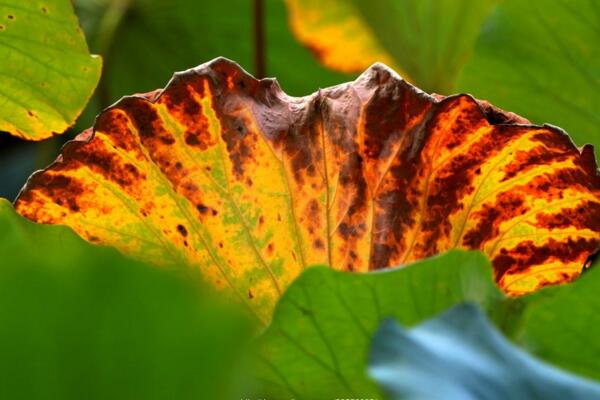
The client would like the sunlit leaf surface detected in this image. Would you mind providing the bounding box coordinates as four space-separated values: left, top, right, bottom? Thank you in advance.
15 58 600 322
0 0 101 140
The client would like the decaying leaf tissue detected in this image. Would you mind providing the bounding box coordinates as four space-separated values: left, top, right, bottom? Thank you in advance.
15 58 600 320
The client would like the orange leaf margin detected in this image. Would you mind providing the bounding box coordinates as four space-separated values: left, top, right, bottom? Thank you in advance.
15 58 600 322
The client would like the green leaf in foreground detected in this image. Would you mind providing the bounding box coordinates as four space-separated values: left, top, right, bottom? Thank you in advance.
0 199 253 399
0 1 101 140
370 304 600 400
457 0 600 148
254 249 600 399
253 251 502 399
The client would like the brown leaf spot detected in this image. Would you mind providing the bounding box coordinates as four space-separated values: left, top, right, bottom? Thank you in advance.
418 123 528 256
219 120 259 180
196 203 217 216
29 174 83 213
176 224 188 237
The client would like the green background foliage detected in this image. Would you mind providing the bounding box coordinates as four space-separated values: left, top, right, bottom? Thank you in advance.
457 0 600 148
74 0 351 124
350 0 497 94
0 1 598 398
514 265 600 381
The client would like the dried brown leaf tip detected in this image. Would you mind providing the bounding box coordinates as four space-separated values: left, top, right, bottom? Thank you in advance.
15 58 600 321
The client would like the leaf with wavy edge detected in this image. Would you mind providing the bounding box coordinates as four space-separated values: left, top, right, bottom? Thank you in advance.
14 58 600 322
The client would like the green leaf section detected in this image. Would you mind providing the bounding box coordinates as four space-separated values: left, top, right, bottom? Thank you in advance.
253 251 502 399
369 304 600 400
0 1 101 140
350 0 497 93
254 250 600 399
457 0 600 148
0 199 254 399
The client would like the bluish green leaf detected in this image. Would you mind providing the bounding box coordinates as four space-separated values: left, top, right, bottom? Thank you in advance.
369 303 600 400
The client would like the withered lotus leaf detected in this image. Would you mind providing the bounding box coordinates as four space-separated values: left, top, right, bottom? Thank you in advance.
15 58 600 322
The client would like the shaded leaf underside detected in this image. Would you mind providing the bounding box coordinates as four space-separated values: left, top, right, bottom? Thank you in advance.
14 58 600 322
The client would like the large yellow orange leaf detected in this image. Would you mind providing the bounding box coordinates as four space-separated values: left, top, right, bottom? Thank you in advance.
15 58 600 322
